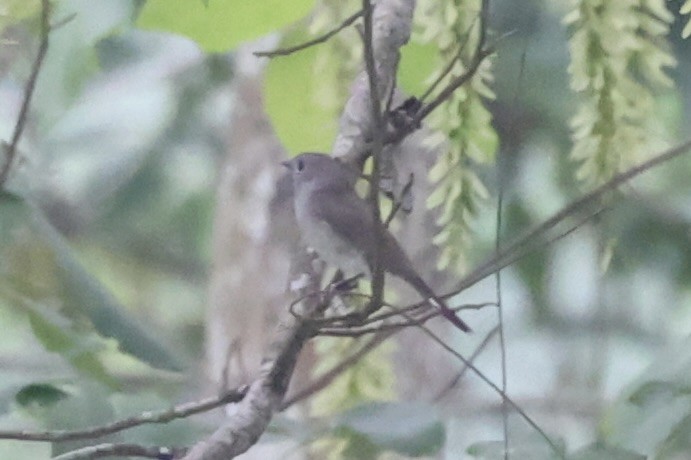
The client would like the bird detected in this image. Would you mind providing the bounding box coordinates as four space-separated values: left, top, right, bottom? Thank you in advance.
282 152 471 332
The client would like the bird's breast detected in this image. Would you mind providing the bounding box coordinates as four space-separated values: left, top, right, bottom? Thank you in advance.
295 192 370 278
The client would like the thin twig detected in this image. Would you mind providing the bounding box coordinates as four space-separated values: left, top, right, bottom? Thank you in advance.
317 304 495 337
491 1 512 456
397 311 565 458
321 203 609 339
50 12 77 31
320 301 494 333
0 387 247 442
383 173 414 227
434 325 500 401
445 138 691 302
361 0 387 318
414 47 493 126
280 332 389 409
419 16 478 103
0 0 51 187
254 9 364 58
385 30 514 147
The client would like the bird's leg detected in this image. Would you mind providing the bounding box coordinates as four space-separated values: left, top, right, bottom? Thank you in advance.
332 273 364 292
383 173 414 227
323 272 370 326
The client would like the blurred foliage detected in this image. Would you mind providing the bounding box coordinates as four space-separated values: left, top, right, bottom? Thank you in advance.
0 192 181 381
0 0 41 34
1 0 229 457
331 402 446 458
682 0 691 38
1 0 691 460
309 337 396 459
136 0 316 53
565 0 676 186
272 402 445 459
264 26 342 154
265 0 363 154
311 338 396 417
603 335 691 458
418 0 498 275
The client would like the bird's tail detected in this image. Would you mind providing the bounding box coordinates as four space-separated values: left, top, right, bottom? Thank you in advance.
409 275 471 333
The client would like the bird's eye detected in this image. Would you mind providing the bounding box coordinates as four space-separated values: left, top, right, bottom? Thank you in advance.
296 158 305 172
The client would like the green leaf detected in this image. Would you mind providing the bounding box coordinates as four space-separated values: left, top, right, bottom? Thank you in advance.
656 413 691 458
15 383 69 408
26 303 120 389
0 0 40 33
47 383 115 430
136 0 316 52
602 336 691 456
0 194 183 373
333 402 445 457
629 381 691 407
264 28 340 154
398 41 440 96
569 442 645 460
467 439 562 460
334 428 380 460
682 0 691 38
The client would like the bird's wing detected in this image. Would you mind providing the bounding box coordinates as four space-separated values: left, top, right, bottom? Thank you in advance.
310 187 417 269
309 187 472 332
308 188 376 253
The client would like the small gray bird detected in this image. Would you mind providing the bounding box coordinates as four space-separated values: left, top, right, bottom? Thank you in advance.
282 152 471 332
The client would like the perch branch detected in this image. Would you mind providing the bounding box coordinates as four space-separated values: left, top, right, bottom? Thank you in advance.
254 9 364 58
0 388 247 442
0 0 51 187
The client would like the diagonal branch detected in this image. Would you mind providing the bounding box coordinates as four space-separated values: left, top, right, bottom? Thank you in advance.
402 313 565 457
444 138 691 301
0 388 248 442
279 331 389 409
361 0 386 316
181 3 416 458
0 0 51 187
254 9 364 58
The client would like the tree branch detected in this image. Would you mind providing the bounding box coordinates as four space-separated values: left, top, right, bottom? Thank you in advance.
0 388 248 442
279 331 390 409
443 138 691 301
0 0 51 187
181 2 417 457
253 9 364 58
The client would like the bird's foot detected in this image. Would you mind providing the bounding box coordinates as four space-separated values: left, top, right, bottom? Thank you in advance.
330 273 363 293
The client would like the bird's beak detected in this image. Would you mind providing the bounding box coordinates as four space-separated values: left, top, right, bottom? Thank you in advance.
281 160 291 170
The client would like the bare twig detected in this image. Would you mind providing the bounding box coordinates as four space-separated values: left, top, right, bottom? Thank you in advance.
253 9 364 58
498 23 528 460
0 0 51 187
50 12 77 31
400 312 565 458
385 29 514 147
0 387 247 442
419 16 479 103
318 202 608 340
318 302 495 335
445 138 691 301
383 172 414 227
413 46 493 128
434 325 500 401
280 332 389 409
361 0 387 318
